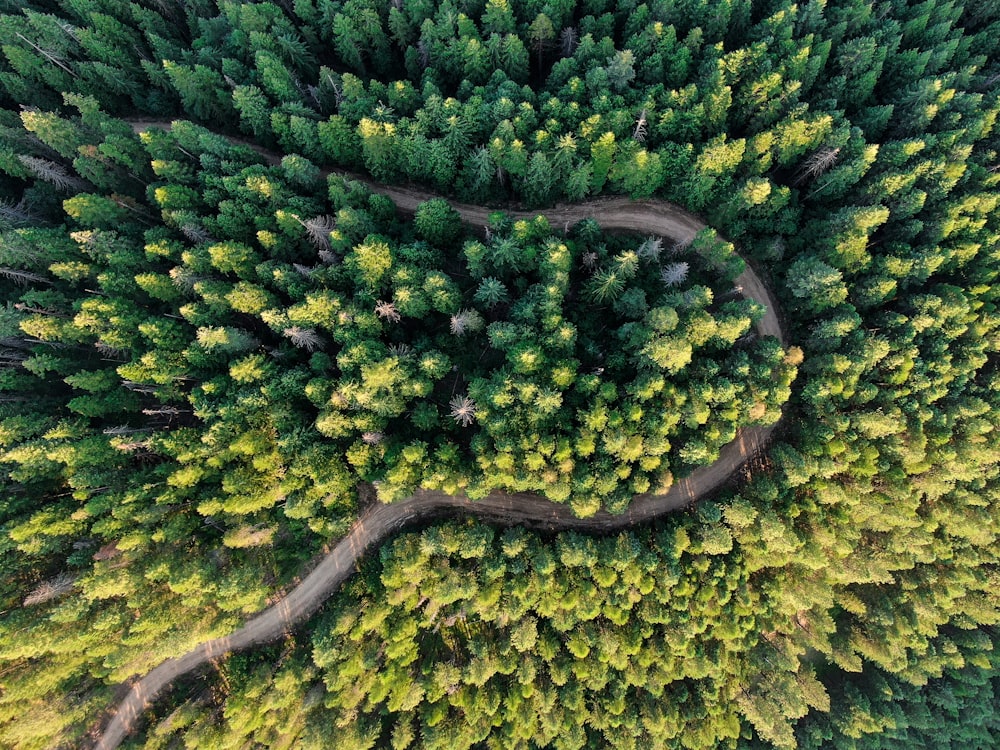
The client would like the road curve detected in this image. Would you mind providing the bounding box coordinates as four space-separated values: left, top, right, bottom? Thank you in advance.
90 122 789 750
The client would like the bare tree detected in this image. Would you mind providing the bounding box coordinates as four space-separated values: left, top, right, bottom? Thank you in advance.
0 268 50 286
169 266 207 290
283 326 324 352
56 21 79 42
449 394 477 426
794 147 841 185
142 406 187 417
23 572 76 607
103 425 151 436
633 108 648 143
450 309 483 336
637 236 662 261
667 239 691 256
560 27 579 57
324 71 344 110
13 302 68 317
113 439 151 453
95 341 127 359
302 215 336 250
375 300 401 323
122 380 157 394
18 155 86 192
661 262 689 287
180 223 214 244
0 196 40 227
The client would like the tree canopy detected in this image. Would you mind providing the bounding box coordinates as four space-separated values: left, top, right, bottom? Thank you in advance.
0 0 997 748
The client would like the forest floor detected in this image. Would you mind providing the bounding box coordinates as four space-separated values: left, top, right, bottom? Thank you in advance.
90 121 788 750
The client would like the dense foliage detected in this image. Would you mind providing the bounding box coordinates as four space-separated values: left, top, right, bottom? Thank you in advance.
0 107 787 745
133 521 815 750
0 0 998 748
120 520 1000 750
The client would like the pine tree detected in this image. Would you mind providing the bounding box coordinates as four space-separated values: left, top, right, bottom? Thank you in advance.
590 132 616 193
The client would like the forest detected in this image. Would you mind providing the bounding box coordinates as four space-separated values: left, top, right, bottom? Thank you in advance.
0 0 997 748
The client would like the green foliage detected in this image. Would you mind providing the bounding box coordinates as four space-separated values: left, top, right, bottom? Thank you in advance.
0 98 796 747
414 198 461 247
142 519 831 750
0 1 998 748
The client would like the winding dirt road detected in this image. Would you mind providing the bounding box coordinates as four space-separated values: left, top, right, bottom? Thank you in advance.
90 122 788 750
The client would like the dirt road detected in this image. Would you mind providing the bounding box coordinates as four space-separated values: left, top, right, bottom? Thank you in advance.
91 122 789 750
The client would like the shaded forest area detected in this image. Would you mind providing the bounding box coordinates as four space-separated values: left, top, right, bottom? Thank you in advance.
0 0 997 748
